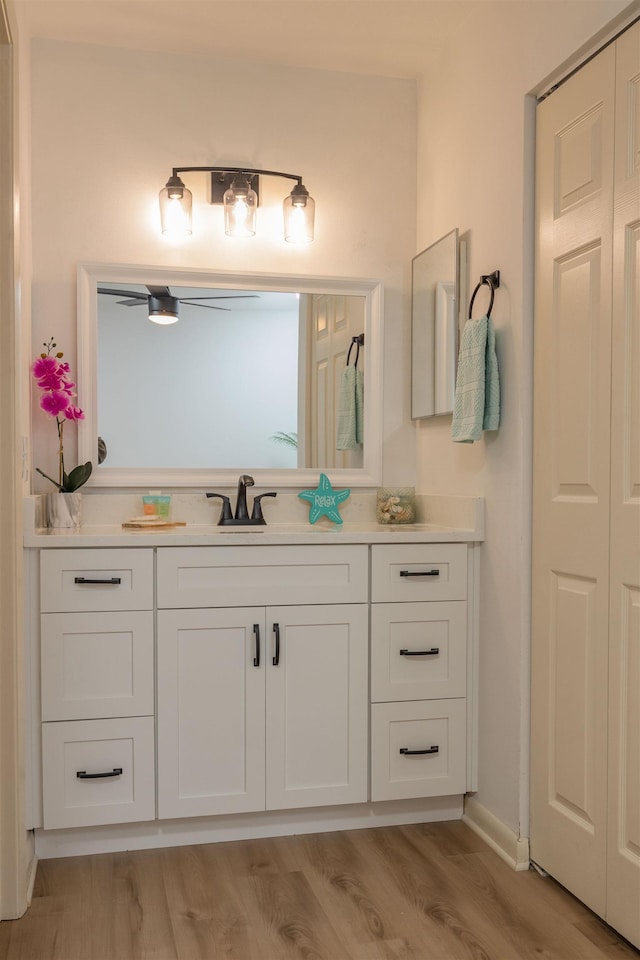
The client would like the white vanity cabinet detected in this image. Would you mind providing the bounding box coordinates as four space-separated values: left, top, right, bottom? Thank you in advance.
38 549 156 829
370 544 469 801
156 545 369 819
28 518 481 855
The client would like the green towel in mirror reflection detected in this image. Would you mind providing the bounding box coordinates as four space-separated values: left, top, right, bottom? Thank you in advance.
337 366 364 450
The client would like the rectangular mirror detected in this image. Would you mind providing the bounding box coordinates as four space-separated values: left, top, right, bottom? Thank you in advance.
77 264 383 487
411 228 464 419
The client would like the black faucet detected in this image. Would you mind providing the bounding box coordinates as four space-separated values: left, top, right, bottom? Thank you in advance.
206 475 277 526
234 474 254 520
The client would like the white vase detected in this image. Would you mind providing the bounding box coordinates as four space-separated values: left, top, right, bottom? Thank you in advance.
45 491 82 529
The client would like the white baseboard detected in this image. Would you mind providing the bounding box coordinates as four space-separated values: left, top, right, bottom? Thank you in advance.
35 795 464 860
26 854 38 905
462 795 530 871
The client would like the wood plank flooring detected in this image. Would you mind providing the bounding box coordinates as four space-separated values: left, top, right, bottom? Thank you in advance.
1 821 637 960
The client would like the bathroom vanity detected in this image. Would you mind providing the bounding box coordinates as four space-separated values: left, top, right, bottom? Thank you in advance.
24 495 483 859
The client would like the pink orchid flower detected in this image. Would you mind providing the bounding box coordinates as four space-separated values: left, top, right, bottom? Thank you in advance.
64 405 85 421
40 390 72 417
33 338 92 492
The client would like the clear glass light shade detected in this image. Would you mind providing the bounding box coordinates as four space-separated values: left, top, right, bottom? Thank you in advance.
283 192 315 243
159 185 193 238
223 179 257 238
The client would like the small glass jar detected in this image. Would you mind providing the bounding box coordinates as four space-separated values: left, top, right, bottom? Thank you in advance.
376 487 416 524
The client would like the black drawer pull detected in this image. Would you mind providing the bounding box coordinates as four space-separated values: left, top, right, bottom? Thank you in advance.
399 746 439 756
272 622 280 666
74 577 122 585
399 569 440 578
253 623 261 667
76 767 123 779
399 648 440 657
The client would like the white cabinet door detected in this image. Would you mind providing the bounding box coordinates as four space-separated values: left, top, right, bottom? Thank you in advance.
158 603 368 820
157 608 266 819
266 604 368 810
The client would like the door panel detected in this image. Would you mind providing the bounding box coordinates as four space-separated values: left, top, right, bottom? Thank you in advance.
531 42 615 917
265 604 368 810
606 21 640 947
157 608 266 819
308 294 365 469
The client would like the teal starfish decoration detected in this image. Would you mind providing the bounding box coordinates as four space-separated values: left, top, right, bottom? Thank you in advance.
298 473 351 525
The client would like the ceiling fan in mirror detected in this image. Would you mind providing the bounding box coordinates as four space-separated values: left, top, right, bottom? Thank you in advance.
97 284 259 325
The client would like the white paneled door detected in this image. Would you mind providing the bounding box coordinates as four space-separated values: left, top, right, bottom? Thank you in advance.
605 22 640 947
531 21 639 949
307 293 365 469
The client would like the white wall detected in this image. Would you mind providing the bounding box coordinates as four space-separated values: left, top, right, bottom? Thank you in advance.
414 0 632 836
29 39 416 490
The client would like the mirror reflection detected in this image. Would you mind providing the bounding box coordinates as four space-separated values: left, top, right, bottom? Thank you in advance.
98 282 366 470
79 265 379 485
411 228 461 418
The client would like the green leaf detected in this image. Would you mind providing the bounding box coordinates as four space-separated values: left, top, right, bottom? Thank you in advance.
35 466 62 491
61 462 93 492
271 431 298 449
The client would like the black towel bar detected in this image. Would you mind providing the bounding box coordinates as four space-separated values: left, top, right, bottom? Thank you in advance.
468 270 500 319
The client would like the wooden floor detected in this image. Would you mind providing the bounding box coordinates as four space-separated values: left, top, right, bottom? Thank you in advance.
1 821 637 960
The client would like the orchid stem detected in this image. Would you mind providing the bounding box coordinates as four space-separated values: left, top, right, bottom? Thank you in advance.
57 418 64 488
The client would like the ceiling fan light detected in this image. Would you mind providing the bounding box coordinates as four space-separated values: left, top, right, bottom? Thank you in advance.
148 295 180 324
223 175 257 238
283 182 315 243
159 176 192 238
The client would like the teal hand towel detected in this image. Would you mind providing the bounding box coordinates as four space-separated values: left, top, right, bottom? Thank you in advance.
336 366 358 450
355 368 364 445
451 315 500 443
483 318 500 431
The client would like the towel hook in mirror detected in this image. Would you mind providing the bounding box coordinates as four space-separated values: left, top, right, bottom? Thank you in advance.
468 270 500 319
347 333 365 367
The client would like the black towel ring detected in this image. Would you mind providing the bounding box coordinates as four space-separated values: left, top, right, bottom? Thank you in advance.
468 270 501 320
346 333 365 368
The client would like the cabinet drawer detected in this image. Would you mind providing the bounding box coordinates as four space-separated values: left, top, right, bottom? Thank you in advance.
40 549 153 612
371 544 467 602
371 602 466 702
41 611 154 721
157 545 368 608
42 717 155 829
370 699 466 801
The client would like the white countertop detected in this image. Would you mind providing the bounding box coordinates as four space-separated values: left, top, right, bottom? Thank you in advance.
25 521 482 548
23 493 484 547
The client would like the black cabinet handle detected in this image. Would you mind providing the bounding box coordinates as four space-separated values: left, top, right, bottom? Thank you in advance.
399 648 440 656
272 622 280 666
74 577 122 585
253 623 261 667
399 569 440 578
399 746 439 756
76 767 123 779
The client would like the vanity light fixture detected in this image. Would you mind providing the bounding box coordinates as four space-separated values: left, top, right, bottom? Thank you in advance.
159 166 315 243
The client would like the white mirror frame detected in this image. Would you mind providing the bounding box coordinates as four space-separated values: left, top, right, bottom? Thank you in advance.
78 263 383 488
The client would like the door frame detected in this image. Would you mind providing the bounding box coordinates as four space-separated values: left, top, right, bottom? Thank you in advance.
0 0 32 921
